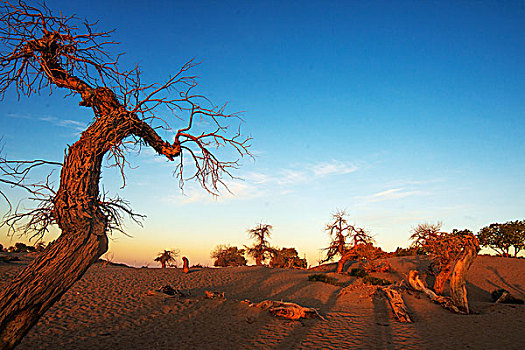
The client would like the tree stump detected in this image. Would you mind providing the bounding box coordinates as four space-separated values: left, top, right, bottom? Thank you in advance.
182 256 189 273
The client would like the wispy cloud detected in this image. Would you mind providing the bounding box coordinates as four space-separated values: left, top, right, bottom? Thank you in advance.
163 159 359 205
364 188 425 203
310 160 358 177
39 116 87 131
5 113 87 133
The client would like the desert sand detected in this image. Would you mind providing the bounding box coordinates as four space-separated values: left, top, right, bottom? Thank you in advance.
0 255 524 349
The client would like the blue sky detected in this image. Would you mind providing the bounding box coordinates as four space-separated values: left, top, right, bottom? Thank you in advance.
1 0 524 266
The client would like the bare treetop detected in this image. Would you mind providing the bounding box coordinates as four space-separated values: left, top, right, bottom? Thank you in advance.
0 0 251 195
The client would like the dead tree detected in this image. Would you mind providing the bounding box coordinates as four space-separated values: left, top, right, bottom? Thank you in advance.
0 2 250 349
245 223 273 265
154 249 179 268
409 224 480 313
323 210 373 273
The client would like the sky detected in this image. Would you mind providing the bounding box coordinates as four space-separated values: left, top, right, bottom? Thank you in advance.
1 0 524 266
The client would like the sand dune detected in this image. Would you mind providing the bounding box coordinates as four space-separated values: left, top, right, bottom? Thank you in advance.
0 255 523 349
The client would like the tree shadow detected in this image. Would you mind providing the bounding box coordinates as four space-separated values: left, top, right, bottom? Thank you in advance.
486 266 525 296
371 290 395 349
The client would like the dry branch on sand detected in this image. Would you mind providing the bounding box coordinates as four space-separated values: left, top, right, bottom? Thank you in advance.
249 300 326 321
381 284 412 323
408 270 463 314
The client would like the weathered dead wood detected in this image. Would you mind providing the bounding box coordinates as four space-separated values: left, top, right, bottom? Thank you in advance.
433 266 452 295
492 289 524 304
250 300 326 321
382 286 412 323
450 237 478 314
204 291 225 299
408 270 464 314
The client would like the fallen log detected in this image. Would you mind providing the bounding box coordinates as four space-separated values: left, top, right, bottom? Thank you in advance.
382 285 412 323
408 270 464 314
250 300 326 321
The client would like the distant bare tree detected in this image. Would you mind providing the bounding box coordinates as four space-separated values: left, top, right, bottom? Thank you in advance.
0 2 250 348
323 210 373 273
154 249 179 268
245 223 273 265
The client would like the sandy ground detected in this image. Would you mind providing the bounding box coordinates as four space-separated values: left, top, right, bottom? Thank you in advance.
1 254 524 349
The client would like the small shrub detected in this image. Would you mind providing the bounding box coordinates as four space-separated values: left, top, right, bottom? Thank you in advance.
348 268 368 278
363 276 391 286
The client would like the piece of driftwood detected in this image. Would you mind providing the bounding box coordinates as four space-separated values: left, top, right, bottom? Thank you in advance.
182 257 190 274
408 270 464 314
382 286 412 323
250 300 326 321
204 291 225 299
492 289 524 304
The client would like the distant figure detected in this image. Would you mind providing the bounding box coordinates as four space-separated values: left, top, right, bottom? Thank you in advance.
182 257 190 273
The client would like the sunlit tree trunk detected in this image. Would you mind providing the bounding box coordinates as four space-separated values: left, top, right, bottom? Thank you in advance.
450 241 478 314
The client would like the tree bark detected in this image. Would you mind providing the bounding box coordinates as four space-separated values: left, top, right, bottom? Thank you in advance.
450 242 478 314
336 257 346 273
433 265 452 295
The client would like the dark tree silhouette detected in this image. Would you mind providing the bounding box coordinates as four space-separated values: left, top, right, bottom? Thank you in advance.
154 249 179 268
245 223 273 265
211 245 247 267
0 2 250 348
323 210 373 273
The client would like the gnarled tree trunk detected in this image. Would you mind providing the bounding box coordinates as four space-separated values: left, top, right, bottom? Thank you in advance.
336 257 347 273
450 240 479 314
